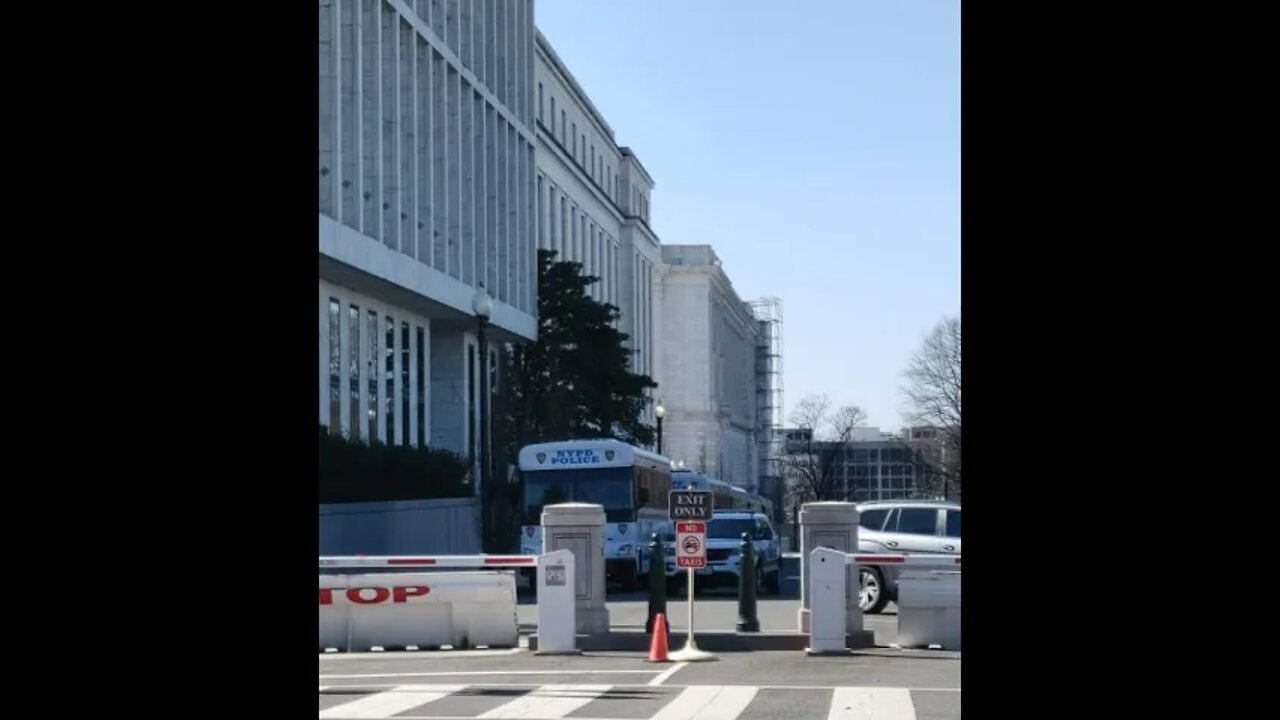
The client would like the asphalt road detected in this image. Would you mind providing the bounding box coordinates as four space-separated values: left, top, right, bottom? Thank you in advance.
319 647 960 719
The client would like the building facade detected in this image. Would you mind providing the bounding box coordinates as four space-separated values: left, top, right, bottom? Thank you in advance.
318 1 780 488
533 30 663 427
656 246 762 491
318 0 538 465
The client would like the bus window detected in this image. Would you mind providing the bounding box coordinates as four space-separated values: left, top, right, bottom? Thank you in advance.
639 466 671 510
522 467 636 523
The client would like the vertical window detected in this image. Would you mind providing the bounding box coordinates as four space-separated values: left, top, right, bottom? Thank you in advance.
538 83 544 122
590 145 594 174
560 110 566 143
328 299 341 432
385 316 395 444
580 134 585 164
571 122 577 159
548 187 557 255
416 326 426 447
550 97 556 134
536 175 544 248
401 321 410 445
367 310 378 441
568 207 575 261
348 304 361 439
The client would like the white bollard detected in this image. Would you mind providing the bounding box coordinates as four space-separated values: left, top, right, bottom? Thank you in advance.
896 570 961 650
535 549 578 654
806 547 851 655
798 502 862 634
541 503 609 635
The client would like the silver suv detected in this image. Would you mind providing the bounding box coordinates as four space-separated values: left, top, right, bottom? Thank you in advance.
856 499 961 613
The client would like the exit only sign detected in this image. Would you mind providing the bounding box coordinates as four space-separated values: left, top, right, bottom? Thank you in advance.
669 490 713 521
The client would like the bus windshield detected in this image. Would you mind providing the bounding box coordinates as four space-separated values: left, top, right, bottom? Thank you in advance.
523 467 635 524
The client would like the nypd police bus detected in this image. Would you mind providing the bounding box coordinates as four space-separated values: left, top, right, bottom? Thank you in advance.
517 438 673 590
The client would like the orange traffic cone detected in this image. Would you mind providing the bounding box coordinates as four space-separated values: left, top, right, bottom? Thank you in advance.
647 613 670 662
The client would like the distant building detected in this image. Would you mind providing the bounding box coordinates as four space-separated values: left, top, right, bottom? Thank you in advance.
781 427 931 513
656 246 773 494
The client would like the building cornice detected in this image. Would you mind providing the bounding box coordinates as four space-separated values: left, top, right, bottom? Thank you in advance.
535 30 616 143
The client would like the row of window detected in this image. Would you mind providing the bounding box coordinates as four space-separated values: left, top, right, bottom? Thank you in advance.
401 0 533 125
844 476 914 492
846 447 916 463
859 507 961 539
845 464 917 477
536 79 653 225
319 3 536 313
326 298 427 447
535 174 619 307
538 82 618 204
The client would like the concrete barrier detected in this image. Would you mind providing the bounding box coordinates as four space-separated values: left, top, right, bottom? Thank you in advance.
320 572 516 651
896 570 961 650
319 574 349 651
319 553 576 654
806 549 961 654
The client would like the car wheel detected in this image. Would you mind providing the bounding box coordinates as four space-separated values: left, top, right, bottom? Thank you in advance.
859 566 889 614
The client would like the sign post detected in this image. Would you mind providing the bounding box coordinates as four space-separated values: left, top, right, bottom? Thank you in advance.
668 490 716 662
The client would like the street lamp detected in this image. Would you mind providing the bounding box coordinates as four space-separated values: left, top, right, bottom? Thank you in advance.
654 400 665 455
472 285 493 508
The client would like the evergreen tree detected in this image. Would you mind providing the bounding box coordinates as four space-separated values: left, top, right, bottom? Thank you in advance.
500 249 658 463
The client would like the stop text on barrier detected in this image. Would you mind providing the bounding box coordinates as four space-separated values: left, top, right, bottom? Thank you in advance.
669 490 713 521
319 586 430 605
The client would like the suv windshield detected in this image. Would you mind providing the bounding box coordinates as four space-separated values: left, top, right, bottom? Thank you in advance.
708 518 756 539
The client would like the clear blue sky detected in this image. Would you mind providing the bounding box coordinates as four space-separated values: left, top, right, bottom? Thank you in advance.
536 0 960 433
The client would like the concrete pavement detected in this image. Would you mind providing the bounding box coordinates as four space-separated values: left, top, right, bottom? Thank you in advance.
319 647 960 719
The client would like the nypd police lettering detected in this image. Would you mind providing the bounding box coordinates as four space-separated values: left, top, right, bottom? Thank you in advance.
550 448 602 466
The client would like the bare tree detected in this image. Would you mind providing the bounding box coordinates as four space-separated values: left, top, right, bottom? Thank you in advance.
901 316 961 494
784 393 868 503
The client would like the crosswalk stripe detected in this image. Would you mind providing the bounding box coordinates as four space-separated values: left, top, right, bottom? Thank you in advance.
318 684 466 718
649 685 759 720
476 684 612 719
827 687 916 720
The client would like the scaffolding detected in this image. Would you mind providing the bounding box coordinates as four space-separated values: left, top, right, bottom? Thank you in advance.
750 297 784 520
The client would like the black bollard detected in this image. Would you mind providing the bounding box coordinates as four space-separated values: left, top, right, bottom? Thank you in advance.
736 531 760 632
646 532 668 634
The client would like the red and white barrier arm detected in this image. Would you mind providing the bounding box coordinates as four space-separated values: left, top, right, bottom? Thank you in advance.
319 555 537 569
851 554 962 567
